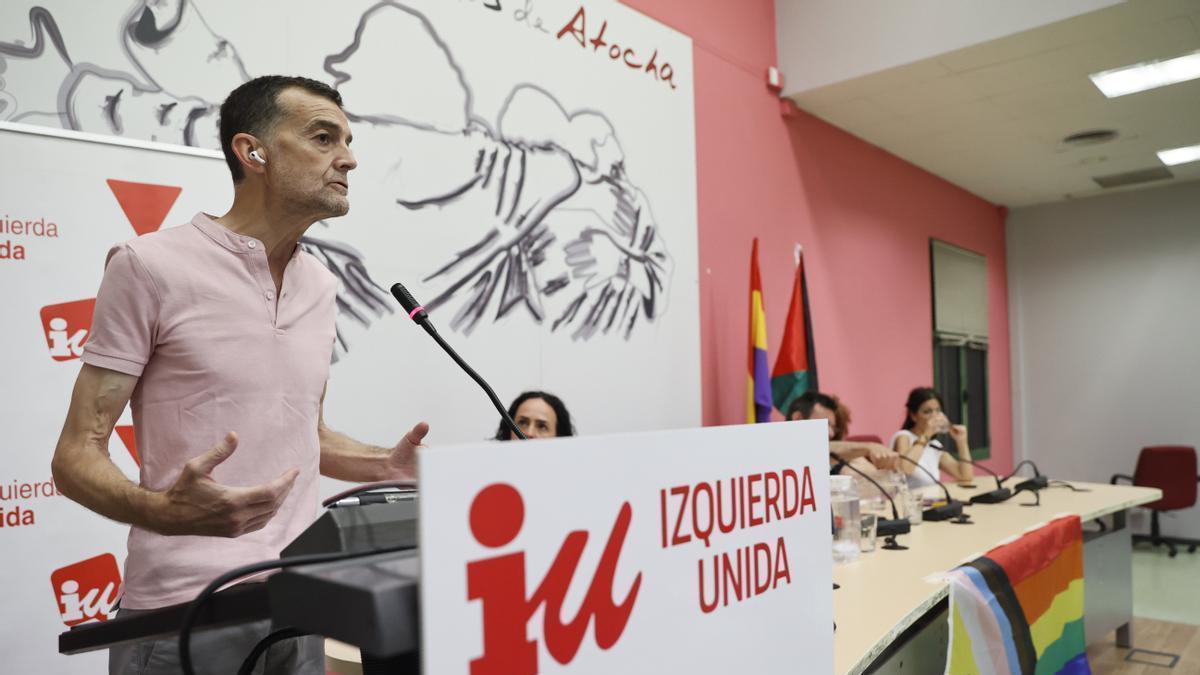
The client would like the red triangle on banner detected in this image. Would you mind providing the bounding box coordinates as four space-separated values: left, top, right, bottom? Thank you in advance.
106 179 182 236
114 425 139 466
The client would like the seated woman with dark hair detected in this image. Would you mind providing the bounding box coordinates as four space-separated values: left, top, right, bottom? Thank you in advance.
890 387 973 490
495 391 575 440
787 391 899 472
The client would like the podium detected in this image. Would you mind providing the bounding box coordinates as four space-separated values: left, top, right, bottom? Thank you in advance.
61 422 835 674
59 501 422 671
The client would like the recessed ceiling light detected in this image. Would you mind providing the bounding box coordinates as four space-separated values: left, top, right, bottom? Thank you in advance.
1089 50 1200 97
1157 143 1200 166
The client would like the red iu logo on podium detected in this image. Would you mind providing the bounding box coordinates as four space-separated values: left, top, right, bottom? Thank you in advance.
40 298 96 361
466 483 642 674
50 553 121 627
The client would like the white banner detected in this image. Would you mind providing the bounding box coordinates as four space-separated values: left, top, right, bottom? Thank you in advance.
418 421 834 674
0 0 698 671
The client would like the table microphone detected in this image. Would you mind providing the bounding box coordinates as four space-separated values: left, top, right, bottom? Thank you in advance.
937 447 1012 504
894 455 970 523
1004 459 1050 492
832 453 910 549
1013 480 1044 507
390 282 527 440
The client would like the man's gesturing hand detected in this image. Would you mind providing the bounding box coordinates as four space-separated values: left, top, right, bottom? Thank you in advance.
385 422 430 481
154 432 299 537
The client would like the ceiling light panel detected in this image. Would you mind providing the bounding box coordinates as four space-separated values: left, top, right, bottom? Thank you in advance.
1089 51 1200 97
1157 143 1200 166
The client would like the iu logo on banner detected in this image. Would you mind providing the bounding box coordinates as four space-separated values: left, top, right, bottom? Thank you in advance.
40 298 96 361
50 553 121 627
467 483 641 675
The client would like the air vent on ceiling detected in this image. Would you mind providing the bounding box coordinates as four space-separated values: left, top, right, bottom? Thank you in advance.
1062 129 1119 146
1092 167 1173 189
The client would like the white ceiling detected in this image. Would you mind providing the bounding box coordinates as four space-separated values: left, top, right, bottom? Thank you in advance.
774 0 1121 93
785 0 1200 207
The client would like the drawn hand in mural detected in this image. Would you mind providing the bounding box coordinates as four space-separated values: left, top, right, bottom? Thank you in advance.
551 155 672 338
560 226 668 339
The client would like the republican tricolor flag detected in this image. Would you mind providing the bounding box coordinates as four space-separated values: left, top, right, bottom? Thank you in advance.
746 239 772 423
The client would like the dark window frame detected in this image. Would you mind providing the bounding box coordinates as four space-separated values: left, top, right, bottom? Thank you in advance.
930 240 991 460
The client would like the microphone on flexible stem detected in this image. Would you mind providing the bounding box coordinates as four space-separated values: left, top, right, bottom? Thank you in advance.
894 455 970 524
937 447 1013 504
1004 459 1042 480
1003 460 1047 506
1004 459 1050 493
832 453 910 550
390 282 527 440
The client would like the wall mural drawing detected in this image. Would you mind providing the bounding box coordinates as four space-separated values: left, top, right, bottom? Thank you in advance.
0 0 674 355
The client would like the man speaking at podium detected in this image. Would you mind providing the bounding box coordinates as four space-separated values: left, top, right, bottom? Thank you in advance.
50 76 427 675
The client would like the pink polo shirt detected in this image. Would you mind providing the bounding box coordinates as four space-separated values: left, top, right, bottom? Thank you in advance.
82 213 337 609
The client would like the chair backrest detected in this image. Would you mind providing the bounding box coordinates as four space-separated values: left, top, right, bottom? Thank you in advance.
1133 445 1198 511
846 434 884 445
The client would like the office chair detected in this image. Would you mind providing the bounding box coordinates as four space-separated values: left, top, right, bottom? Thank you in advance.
1111 445 1200 558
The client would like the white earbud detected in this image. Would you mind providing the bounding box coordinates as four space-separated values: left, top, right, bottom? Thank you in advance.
249 150 266 165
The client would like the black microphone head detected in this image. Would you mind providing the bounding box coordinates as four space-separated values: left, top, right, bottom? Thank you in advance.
390 282 429 323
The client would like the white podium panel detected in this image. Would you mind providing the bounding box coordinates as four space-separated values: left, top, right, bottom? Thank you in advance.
419 421 833 674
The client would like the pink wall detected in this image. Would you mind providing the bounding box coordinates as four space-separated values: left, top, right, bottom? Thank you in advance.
622 1 1013 472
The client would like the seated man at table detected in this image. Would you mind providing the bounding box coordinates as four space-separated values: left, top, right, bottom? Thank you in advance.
787 391 899 475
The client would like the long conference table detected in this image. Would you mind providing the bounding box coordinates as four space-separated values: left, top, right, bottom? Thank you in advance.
834 478 1161 674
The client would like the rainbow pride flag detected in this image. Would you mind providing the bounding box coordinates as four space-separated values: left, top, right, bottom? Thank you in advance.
746 238 771 423
946 515 1090 675
771 251 817 416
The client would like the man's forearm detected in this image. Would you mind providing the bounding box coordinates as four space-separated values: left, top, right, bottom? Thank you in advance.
829 441 868 461
319 428 410 482
52 364 167 532
52 443 162 531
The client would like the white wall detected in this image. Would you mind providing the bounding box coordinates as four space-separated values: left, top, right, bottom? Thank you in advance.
774 0 1121 94
1008 180 1200 539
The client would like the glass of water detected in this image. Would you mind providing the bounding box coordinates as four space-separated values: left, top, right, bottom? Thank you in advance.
859 513 878 552
907 489 924 525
